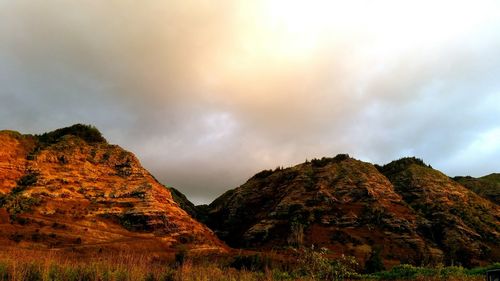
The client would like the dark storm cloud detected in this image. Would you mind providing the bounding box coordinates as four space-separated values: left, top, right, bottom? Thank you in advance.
1 1 499 204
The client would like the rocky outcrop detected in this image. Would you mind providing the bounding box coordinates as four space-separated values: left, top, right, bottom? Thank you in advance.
0 124 225 254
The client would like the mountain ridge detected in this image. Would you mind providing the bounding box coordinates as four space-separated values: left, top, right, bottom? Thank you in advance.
0 124 226 255
198 155 499 268
1 124 498 268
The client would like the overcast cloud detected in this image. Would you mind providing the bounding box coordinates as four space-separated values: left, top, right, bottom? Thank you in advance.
1 0 500 204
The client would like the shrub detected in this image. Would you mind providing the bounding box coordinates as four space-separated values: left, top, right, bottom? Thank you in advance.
175 248 187 267
377 157 430 176
369 264 481 280
31 232 41 242
114 269 129 281
374 264 437 280
294 246 359 280
119 212 151 231
296 246 331 279
331 255 360 280
230 254 271 272
62 265 98 281
37 124 106 145
63 267 80 281
311 157 332 168
23 263 43 281
376 264 419 279
115 161 132 177
253 169 274 179
13 170 39 194
311 154 350 168
1 170 41 218
365 247 385 273
332 153 350 162
143 272 155 281
440 266 466 277
5 196 41 217
0 262 9 281
275 169 299 185
102 151 111 162
271 269 293 280
158 268 175 281
467 262 500 275
47 264 62 281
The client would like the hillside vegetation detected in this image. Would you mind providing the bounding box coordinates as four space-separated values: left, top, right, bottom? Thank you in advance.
204 156 499 268
454 174 500 205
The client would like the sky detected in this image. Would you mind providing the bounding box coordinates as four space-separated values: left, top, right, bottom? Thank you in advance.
1 0 500 204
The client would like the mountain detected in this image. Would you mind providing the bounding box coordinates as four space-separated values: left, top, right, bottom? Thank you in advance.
2 125 497 267
453 174 500 205
204 155 499 267
378 157 499 267
0 124 225 254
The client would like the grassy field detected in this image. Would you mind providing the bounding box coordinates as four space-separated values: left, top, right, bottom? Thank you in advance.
0 247 496 281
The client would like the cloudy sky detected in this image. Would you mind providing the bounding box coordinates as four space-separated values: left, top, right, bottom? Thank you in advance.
1 0 500 204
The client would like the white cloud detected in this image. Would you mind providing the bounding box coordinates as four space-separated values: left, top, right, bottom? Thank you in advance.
1 0 500 203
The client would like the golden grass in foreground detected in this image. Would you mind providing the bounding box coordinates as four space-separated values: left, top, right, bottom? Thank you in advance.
0 248 490 281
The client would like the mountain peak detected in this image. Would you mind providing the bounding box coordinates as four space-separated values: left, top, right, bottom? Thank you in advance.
0 125 225 255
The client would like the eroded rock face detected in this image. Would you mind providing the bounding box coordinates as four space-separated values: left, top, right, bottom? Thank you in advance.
0 125 225 254
205 155 499 267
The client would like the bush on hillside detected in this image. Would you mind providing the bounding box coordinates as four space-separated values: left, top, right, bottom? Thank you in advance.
293 246 359 280
253 169 274 179
376 157 431 176
311 154 350 168
12 170 39 194
36 124 106 145
365 247 385 273
229 254 272 271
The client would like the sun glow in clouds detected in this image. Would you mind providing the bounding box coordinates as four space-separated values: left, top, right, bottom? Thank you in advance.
203 0 500 104
229 0 499 62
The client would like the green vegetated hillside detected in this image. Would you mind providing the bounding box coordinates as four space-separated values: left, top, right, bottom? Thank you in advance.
184 155 499 268
454 174 500 205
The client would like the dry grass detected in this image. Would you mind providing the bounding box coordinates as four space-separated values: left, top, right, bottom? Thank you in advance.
0 248 491 281
0 248 278 281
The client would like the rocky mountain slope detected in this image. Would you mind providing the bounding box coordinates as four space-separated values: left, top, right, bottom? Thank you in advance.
203 155 499 267
377 158 499 267
453 174 500 205
0 124 225 254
